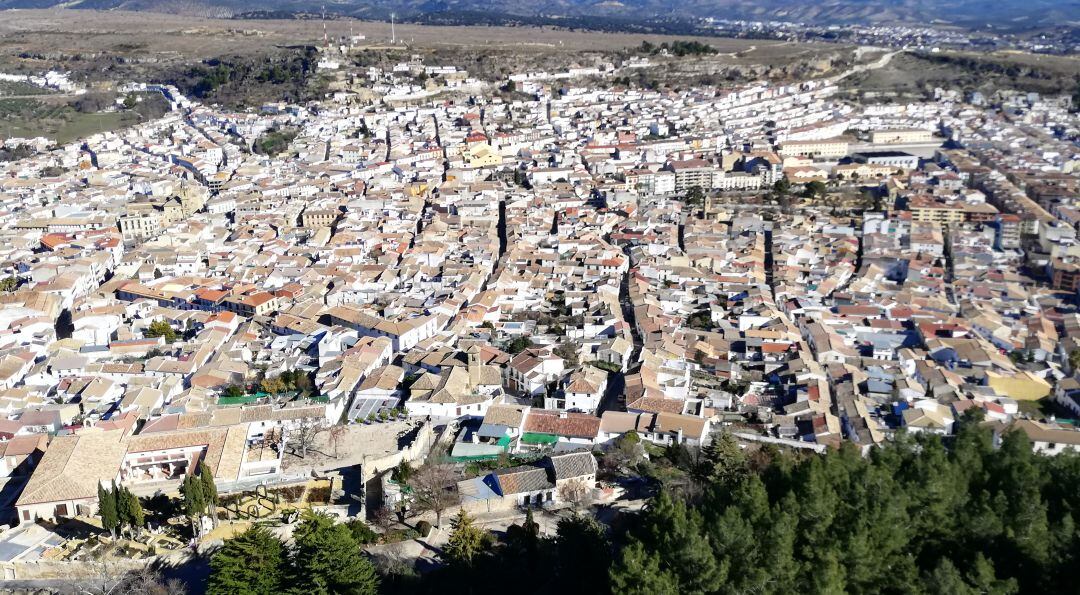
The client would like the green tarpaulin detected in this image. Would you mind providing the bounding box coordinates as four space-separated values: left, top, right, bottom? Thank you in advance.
521 432 558 445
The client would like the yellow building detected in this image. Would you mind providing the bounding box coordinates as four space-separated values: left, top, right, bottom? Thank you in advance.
463 144 502 168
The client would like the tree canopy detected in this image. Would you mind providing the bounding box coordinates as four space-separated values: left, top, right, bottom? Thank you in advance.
291 510 380 595
208 525 288 595
443 510 486 568
209 510 378 595
144 319 178 342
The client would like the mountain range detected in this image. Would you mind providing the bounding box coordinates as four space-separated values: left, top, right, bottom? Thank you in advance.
0 0 1077 30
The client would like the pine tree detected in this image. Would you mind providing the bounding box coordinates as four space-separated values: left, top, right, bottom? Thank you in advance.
609 539 680 595
926 558 977 595
697 430 748 487
443 509 485 567
639 491 717 593
97 483 119 537
552 514 611 594
968 553 1019 595
290 510 378 595
209 525 288 595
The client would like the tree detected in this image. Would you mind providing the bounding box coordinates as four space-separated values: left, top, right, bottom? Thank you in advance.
802 180 827 199
221 384 245 399
97 483 119 538
926 558 978 595
209 525 288 595
611 430 645 466
1069 349 1080 372
122 93 138 109
0 277 19 292
115 486 144 536
521 507 540 544
392 460 414 484
144 320 178 342
65 563 185 595
684 185 706 208
288 417 327 459
506 336 534 354
443 510 485 567
346 519 379 545
636 491 716 593
328 424 347 458
409 462 458 527
556 478 593 512
260 376 287 395
696 430 748 487
181 473 206 536
551 515 611 593
293 371 314 395
198 462 218 528
610 539 681 595
553 342 580 368
291 510 379 595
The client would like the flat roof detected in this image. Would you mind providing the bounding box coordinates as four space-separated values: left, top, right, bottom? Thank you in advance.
854 150 916 158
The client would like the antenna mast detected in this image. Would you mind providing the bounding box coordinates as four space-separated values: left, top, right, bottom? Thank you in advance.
391 12 396 45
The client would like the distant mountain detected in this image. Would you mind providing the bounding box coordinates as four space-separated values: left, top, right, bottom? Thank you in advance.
1 0 1077 30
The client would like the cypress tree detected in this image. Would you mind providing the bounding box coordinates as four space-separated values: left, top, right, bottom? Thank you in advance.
123 487 145 533
113 480 131 535
198 461 218 526
181 473 206 536
97 483 119 537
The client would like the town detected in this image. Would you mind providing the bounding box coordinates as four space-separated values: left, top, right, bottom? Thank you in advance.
0 13 1078 594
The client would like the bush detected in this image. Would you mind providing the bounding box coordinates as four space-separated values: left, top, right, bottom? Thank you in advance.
381 528 419 544
270 485 306 503
589 360 621 373
416 520 433 538
346 519 379 545
306 485 332 504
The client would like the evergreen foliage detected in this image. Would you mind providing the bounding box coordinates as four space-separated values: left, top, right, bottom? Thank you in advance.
208 525 288 595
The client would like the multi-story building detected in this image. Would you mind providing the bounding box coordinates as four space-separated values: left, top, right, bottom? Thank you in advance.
669 159 716 193
779 138 850 159
871 129 934 144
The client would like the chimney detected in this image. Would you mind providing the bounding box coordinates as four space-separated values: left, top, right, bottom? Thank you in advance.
468 351 480 386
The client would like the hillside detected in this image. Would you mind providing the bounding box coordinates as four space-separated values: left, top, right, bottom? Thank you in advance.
0 0 1076 29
